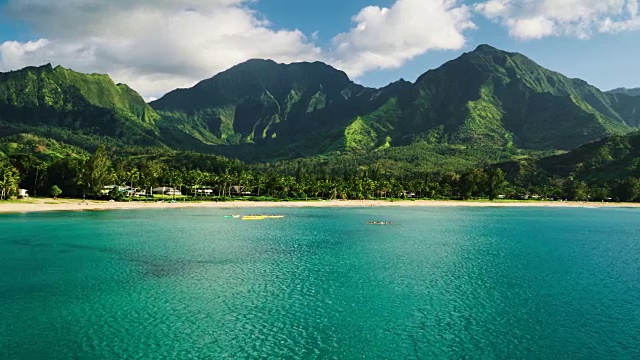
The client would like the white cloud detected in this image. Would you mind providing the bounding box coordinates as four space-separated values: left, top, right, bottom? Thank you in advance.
0 0 321 97
0 0 475 97
0 39 50 68
331 0 475 77
476 0 640 39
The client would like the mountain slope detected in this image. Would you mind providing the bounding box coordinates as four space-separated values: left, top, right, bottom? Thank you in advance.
152 59 377 150
2 45 639 165
151 45 639 161
535 131 640 180
608 88 640 96
388 45 632 151
494 130 640 201
0 64 163 147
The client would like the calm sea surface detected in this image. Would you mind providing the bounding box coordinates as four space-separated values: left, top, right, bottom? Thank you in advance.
1 207 639 359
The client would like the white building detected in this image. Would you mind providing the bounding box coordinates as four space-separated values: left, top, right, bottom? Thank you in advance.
192 188 214 195
153 187 181 196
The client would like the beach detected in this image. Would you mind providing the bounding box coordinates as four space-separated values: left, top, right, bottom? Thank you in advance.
1 198 639 214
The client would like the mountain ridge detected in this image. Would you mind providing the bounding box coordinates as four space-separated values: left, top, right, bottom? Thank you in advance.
608 87 640 96
148 44 638 159
1 44 639 165
0 64 164 148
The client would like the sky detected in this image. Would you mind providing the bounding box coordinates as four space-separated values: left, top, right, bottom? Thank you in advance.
1 0 639 100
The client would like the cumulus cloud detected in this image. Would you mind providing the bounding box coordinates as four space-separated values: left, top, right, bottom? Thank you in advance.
0 0 321 97
475 0 640 39
331 0 475 77
0 0 477 98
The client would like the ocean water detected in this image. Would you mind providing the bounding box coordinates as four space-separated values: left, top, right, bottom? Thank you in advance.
0 207 639 359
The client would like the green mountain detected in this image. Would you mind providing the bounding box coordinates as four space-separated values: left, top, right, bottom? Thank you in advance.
536 131 640 180
0 133 88 161
2 45 640 169
150 45 639 161
152 59 377 152
0 64 163 148
608 88 640 96
495 130 640 201
399 45 636 149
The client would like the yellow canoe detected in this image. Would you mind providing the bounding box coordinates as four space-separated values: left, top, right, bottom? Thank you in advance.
241 215 285 220
242 216 267 220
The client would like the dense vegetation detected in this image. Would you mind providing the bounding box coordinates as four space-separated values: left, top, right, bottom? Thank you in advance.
150 45 640 161
0 64 164 148
0 45 639 203
1 131 639 202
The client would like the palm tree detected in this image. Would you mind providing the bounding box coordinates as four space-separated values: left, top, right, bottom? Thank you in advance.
0 160 19 200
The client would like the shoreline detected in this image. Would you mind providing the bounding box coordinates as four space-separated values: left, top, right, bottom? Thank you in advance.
1 198 639 214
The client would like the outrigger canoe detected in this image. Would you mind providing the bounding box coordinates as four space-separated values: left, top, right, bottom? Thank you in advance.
241 215 286 220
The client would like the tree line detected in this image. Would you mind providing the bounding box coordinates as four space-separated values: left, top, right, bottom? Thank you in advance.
1 144 639 202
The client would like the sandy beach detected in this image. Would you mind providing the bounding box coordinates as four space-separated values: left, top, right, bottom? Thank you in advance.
1 198 639 214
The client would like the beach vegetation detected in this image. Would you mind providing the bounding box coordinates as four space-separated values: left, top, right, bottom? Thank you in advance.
49 185 62 198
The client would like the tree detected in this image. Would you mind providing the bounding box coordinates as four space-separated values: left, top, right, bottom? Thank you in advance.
0 159 20 200
487 168 506 200
50 185 62 199
47 157 84 198
614 178 640 202
564 179 589 201
108 186 125 201
459 169 488 200
82 145 112 196
8 153 44 196
139 160 165 197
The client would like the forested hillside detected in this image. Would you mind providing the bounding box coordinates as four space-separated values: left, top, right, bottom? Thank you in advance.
150 45 640 161
1 45 640 202
0 64 164 148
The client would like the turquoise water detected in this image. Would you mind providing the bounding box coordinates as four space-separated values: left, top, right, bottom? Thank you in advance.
1 207 639 359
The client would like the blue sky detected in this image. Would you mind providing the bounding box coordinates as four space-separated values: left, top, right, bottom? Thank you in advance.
1 0 639 97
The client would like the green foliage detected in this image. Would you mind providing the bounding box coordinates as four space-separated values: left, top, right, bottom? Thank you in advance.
2 130 640 204
108 186 125 201
0 133 88 160
344 117 377 150
3 46 640 169
0 64 163 147
143 45 639 163
495 131 640 202
49 184 62 198
82 145 112 195
151 59 370 153
2 47 640 204
0 157 19 200
487 168 506 200
613 178 640 202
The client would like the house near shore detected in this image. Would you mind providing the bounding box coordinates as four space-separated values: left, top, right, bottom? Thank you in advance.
101 185 142 197
153 187 182 196
191 187 214 196
230 185 251 196
18 189 28 198
100 185 119 196
402 191 416 198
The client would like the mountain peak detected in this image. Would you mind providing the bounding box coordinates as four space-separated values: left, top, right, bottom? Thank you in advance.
469 44 520 59
151 57 358 113
473 44 500 53
234 58 278 67
233 58 347 75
